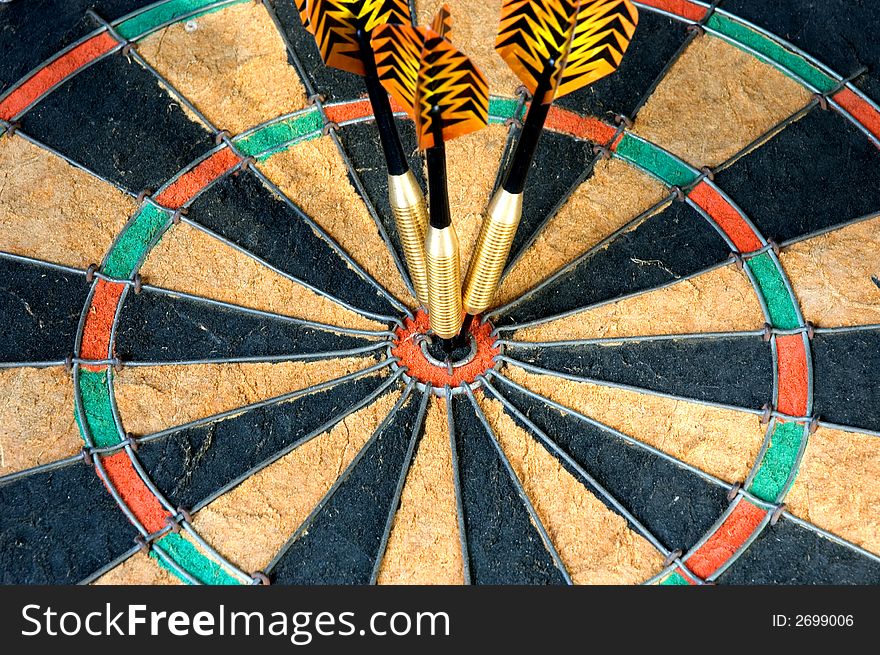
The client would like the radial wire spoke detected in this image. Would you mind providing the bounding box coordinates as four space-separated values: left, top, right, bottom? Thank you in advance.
133 365 403 512
481 375 672 557
268 382 427 583
499 328 773 411
370 389 431 584
115 286 386 363
485 369 731 554
461 384 573 585
449 388 568 585
492 198 731 328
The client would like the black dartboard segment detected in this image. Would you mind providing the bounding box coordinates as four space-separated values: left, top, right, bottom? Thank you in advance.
491 379 731 553
853 71 880 106
0 0 145 93
20 54 216 194
721 0 880 84
505 335 773 409
271 391 425 584
555 9 691 120
136 374 398 511
264 0 363 101
713 107 880 243
503 130 597 265
115 288 377 363
0 461 138 584
185 168 399 318
452 395 568 585
717 517 880 585
811 329 880 433
495 200 731 325
0 258 89 363
335 117 426 284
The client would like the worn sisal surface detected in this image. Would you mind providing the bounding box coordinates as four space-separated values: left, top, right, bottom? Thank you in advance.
115 356 377 436
504 364 765 485
140 221 382 331
480 395 665 584
137 2 308 135
377 396 465 584
780 216 880 328
496 158 669 306
632 34 812 168
786 426 880 555
0 136 136 269
258 137 414 306
0 367 81 477
514 263 763 341
190 389 402 573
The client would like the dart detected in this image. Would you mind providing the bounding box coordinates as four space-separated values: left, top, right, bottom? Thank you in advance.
298 0 432 307
372 6 489 355
460 0 639 330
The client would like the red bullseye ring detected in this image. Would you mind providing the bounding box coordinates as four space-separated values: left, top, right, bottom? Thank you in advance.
391 310 501 391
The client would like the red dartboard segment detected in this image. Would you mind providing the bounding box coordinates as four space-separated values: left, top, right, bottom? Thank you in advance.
324 99 374 126
636 0 708 22
99 452 171 534
155 147 242 209
545 105 618 144
688 182 763 253
775 334 810 417
324 97 409 126
0 31 119 121
684 500 768 580
79 279 126 369
832 88 880 145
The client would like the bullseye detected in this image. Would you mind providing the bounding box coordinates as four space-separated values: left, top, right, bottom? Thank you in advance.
391 310 500 392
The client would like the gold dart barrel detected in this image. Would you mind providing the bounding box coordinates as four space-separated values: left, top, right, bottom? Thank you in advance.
388 170 430 307
462 188 523 315
424 224 463 339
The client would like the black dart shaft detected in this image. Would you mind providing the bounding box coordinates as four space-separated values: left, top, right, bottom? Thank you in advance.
501 76 553 194
358 30 408 176
458 75 552 336
356 28 430 306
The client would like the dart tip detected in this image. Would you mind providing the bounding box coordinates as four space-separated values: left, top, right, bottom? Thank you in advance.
454 314 475 348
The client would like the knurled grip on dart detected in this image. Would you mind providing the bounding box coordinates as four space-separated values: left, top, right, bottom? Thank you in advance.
388 171 430 307
462 188 523 315
424 224 463 339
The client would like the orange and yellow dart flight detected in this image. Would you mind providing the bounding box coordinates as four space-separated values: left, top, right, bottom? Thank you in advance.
301 0 412 75
372 6 489 150
496 0 639 104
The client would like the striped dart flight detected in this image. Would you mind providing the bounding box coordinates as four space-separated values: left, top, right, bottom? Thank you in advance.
496 0 639 104
300 0 412 75
371 7 489 149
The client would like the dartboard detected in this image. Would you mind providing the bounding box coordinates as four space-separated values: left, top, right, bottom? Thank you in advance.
1 0 878 587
